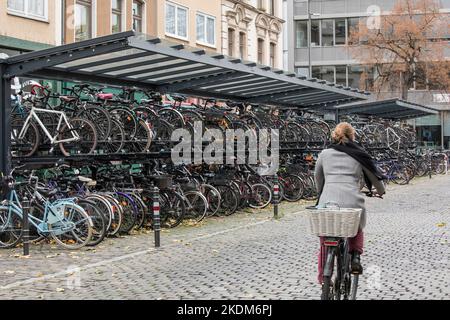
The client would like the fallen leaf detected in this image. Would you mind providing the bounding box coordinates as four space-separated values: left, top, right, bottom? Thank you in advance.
56 288 65 292
437 223 447 227
4 270 15 274
36 272 44 277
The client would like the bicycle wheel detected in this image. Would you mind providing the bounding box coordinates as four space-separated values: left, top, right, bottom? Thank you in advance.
201 184 221 217
10 117 40 157
248 183 272 209
321 247 336 300
77 199 107 247
215 185 238 216
130 119 152 153
98 119 125 154
160 190 186 229
115 193 137 234
59 118 98 156
77 105 112 139
280 174 305 202
0 206 23 249
183 191 208 223
49 203 93 250
109 107 138 140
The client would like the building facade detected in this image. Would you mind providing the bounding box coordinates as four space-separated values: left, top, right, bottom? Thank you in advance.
0 0 62 56
221 0 285 69
284 0 450 148
63 0 223 52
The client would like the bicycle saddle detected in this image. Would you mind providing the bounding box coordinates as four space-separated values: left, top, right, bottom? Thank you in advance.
37 187 58 197
171 94 186 102
97 93 114 100
59 96 78 102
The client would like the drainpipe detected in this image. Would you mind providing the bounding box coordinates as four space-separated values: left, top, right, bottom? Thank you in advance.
441 111 444 150
61 0 66 45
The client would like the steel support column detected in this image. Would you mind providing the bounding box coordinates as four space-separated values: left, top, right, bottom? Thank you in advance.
0 64 12 177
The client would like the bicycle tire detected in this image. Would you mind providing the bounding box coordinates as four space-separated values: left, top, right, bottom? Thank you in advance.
11 117 40 157
59 117 98 156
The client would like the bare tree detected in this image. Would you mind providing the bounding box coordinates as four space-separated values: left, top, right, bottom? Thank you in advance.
348 0 450 100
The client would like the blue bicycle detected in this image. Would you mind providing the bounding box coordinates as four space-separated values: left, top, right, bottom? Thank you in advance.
0 169 93 249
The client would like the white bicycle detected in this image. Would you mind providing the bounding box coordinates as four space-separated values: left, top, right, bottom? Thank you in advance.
11 106 97 157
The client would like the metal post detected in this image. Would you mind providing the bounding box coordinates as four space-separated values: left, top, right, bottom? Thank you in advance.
307 0 312 78
428 150 432 179
273 175 279 219
22 196 30 256
0 64 12 177
152 183 161 248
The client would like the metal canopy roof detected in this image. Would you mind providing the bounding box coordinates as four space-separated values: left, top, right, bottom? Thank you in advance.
0 31 369 108
335 99 438 119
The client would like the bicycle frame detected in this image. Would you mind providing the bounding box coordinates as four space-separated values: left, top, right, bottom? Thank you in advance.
18 107 79 144
0 187 83 236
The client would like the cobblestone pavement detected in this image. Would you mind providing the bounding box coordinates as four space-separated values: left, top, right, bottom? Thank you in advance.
1 174 450 300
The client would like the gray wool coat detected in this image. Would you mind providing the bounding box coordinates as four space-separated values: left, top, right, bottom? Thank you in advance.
314 148 385 229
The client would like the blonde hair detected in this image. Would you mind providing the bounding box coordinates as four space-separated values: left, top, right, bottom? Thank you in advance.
331 122 356 144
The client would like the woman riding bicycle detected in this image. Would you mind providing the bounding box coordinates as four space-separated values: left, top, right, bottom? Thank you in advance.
314 122 385 284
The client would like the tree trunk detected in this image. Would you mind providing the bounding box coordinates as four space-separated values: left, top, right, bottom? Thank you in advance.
400 71 409 100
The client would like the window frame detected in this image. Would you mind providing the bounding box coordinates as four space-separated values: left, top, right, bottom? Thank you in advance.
196 12 216 48
334 18 347 46
7 0 49 22
269 42 276 68
228 28 235 57
165 1 189 41
75 0 93 42
295 20 308 48
132 0 144 33
111 0 123 34
239 32 247 60
257 38 264 65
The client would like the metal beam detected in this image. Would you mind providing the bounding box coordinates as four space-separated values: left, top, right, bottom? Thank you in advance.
26 68 158 90
231 84 300 97
95 55 175 75
127 63 209 80
225 81 288 94
208 78 276 91
0 64 11 177
148 69 229 83
65 51 156 72
248 87 317 103
111 60 195 77
4 39 130 78
159 71 247 92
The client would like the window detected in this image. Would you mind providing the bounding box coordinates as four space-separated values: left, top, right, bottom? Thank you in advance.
347 65 363 88
312 66 335 83
258 0 265 10
295 21 308 48
228 29 235 57
75 0 92 42
347 17 359 45
133 0 144 32
321 19 334 46
7 0 47 20
335 19 346 45
295 67 309 77
197 13 215 46
239 32 247 60
112 0 123 33
270 43 276 68
311 20 320 46
268 0 275 15
166 2 188 39
257 39 264 64
335 65 347 85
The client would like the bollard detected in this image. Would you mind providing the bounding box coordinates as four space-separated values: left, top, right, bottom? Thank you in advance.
152 184 161 248
428 153 432 179
273 175 279 219
22 196 30 256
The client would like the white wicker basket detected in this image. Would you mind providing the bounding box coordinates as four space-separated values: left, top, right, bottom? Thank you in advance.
307 205 362 238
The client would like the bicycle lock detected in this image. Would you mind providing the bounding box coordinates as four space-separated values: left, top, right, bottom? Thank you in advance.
152 183 161 248
22 195 30 256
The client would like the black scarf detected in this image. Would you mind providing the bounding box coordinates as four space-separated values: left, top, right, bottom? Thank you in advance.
329 141 384 191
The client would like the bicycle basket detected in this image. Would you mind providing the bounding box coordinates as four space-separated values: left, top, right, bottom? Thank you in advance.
307 205 362 238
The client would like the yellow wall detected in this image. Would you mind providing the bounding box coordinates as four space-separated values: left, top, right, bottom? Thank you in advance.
154 0 222 52
0 0 58 46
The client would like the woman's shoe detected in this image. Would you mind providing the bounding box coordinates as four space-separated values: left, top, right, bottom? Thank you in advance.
351 252 363 274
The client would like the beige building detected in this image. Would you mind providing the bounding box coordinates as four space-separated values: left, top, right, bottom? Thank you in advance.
222 0 285 69
0 0 62 56
63 0 222 53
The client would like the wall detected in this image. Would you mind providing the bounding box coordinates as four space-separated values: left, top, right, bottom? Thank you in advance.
0 0 60 48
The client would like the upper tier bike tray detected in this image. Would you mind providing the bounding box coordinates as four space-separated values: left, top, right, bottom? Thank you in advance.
0 31 369 109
